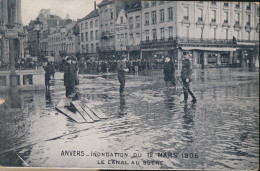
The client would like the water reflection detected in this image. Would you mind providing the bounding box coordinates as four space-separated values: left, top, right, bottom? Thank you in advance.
182 103 196 143
45 90 53 107
118 96 127 117
164 90 176 111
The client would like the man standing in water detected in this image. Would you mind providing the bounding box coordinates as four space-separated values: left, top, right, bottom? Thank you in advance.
181 52 197 103
117 55 129 96
163 56 176 90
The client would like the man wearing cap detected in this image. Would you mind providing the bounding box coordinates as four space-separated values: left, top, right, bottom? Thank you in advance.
117 55 129 96
163 56 176 90
181 52 197 103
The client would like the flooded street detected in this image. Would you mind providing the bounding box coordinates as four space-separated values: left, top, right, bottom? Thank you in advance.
0 68 259 170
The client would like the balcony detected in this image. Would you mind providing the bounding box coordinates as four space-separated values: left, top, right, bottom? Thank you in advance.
196 17 204 25
234 21 241 29
182 16 190 24
177 37 234 45
140 38 176 48
210 18 217 26
222 20 230 28
245 22 252 31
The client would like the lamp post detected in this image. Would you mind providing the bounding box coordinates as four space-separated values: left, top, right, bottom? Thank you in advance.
33 18 43 67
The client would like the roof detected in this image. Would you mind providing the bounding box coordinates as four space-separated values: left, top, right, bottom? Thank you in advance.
79 9 99 22
126 1 141 13
97 0 113 7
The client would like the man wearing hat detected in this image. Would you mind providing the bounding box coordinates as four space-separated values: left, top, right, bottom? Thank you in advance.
117 55 129 96
163 56 176 90
181 52 197 103
64 56 77 97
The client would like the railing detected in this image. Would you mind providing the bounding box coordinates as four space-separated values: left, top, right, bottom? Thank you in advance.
177 37 234 44
141 37 175 45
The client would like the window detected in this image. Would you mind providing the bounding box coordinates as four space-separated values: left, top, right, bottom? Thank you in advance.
145 12 149 25
145 30 149 41
247 14 251 25
91 44 94 53
144 1 149 8
96 43 99 49
136 33 140 38
86 44 88 53
82 45 85 53
235 2 240 8
198 9 203 21
81 23 83 29
86 32 88 41
159 1 164 5
105 24 108 31
200 27 203 39
95 30 98 40
90 31 93 41
85 22 88 29
129 17 133 29
130 33 134 40
168 7 173 21
90 21 93 28
213 28 216 39
184 26 189 38
110 23 113 32
95 20 98 27
235 13 240 24
168 26 173 38
111 11 113 19
152 29 157 40
248 32 250 40
160 9 165 22
160 28 165 39
151 1 156 6
183 7 188 20
224 12 228 23
211 1 216 5
81 33 84 41
136 16 140 28
121 16 123 24
236 30 240 40
225 29 228 40
151 11 157 24
101 24 103 31
211 10 216 22
247 3 251 10
224 2 228 7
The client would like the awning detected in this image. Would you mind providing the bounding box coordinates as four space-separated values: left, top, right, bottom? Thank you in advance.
181 47 237 51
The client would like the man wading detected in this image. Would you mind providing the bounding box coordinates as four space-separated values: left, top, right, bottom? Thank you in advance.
181 52 197 103
163 56 176 90
117 55 129 96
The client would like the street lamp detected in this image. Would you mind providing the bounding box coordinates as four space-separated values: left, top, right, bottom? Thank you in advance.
33 18 43 66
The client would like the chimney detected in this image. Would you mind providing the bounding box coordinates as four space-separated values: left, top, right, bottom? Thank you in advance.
94 1 96 10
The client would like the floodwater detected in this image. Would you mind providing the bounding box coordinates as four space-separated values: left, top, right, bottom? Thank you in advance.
0 68 259 170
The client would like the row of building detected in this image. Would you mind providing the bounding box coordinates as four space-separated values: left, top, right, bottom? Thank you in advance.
1 1 259 70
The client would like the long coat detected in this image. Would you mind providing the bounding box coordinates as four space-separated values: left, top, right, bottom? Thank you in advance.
181 58 192 80
64 63 77 88
163 61 175 81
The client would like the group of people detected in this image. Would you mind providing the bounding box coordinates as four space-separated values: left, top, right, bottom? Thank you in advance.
117 52 197 103
76 59 152 74
43 52 197 104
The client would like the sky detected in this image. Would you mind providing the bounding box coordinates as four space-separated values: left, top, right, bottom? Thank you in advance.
21 0 102 25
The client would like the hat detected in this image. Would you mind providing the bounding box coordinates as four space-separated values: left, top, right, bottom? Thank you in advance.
65 56 71 61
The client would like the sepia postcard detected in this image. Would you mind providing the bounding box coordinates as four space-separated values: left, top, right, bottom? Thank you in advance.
0 0 259 170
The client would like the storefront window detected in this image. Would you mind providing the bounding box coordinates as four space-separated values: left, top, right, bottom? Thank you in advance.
208 53 217 64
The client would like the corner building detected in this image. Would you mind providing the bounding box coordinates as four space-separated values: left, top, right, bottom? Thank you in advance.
140 1 259 69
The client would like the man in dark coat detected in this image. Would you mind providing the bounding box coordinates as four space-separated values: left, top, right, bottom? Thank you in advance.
64 56 76 97
163 56 176 90
117 55 129 96
43 61 52 91
181 52 197 103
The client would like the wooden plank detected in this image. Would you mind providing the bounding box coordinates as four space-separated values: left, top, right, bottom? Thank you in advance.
77 101 100 121
81 103 108 119
56 107 86 123
56 98 66 107
71 101 94 123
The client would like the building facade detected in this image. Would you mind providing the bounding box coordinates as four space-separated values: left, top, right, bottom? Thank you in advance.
115 9 128 55
140 1 176 63
0 0 24 64
126 1 142 60
97 0 125 59
79 4 99 59
65 22 80 57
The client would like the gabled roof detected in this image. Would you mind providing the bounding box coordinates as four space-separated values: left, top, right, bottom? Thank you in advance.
79 9 99 22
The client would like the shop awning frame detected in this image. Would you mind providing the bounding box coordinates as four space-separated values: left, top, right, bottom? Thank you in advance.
181 46 237 51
